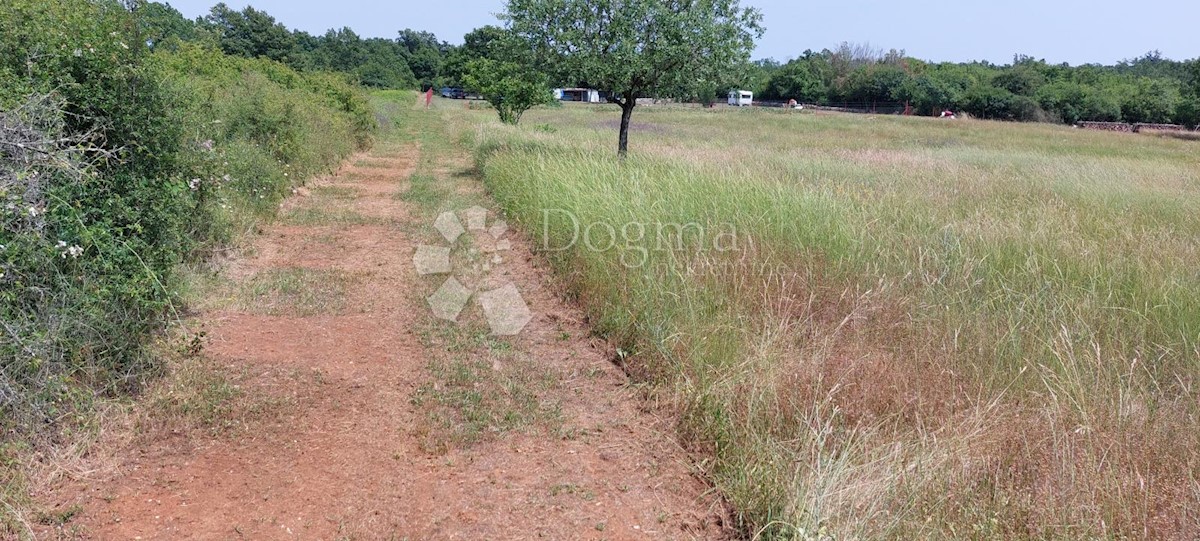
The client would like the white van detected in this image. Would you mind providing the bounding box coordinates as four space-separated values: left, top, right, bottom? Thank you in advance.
728 90 753 107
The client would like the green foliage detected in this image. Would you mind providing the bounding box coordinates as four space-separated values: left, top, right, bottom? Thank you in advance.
991 64 1046 96
894 74 962 115
841 64 908 104
442 25 511 87
1 0 190 439
298 26 425 89
463 58 552 125
757 47 1200 126
0 0 373 445
1119 77 1181 123
129 2 448 90
203 2 300 65
1035 81 1089 123
963 84 1042 121
458 30 553 125
506 0 764 154
763 55 830 104
397 29 447 88
135 0 197 46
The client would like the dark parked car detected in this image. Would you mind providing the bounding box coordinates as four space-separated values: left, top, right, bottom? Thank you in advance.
439 87 466 99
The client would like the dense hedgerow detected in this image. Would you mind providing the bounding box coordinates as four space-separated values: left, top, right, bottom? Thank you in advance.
0 0 373 442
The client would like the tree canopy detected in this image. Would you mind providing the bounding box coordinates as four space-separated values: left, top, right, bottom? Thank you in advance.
751 46 1200 125
505 0 764 156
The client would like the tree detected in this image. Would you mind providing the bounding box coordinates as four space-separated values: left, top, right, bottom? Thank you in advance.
202 3 299 65
763 55 829 103
135 1 196 48
745 58 780 98
838 64 908 104
1035 81 1089 123
992 65 1046 97
443 25 511 87
506 0 763 156
463 57 552 124
1187 59 1200 97
895 74 960 115
1119 77 1181 123
963 85 1019 120
397 29 446 89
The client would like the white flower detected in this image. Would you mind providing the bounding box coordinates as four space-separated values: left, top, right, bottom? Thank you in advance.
73 48 83 57
58 243 83 259
188 178 201 191
28 206 40 217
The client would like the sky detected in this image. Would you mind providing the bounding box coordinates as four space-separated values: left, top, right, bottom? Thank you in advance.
165 0 1200 65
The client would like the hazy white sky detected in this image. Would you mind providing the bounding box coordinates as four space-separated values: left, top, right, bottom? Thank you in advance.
164 0 1200 65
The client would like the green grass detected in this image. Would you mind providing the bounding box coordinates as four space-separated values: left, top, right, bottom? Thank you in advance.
311 185 359 201
179 266 356 317
438 100 1200 539
238 268 353 316
280 206 382 226
398 172 445 209
411 323 562 454
136 343 302 439
387 95 491 216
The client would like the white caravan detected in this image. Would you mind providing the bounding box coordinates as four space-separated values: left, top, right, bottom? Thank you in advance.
728 90 753 107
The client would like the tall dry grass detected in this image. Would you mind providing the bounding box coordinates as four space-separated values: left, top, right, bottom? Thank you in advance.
446 101 1200 539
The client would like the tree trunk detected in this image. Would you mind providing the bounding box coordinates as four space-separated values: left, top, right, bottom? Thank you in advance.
618 99 636 158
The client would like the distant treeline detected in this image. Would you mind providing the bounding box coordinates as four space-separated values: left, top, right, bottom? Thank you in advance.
141 2 470 90
746 44 1200 126
144 4 1200 127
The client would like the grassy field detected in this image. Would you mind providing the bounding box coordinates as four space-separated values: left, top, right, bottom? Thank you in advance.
442 99 1200 539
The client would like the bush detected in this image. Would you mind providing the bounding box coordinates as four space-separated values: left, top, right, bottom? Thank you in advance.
1119 77 1182 124
463 57 552 125
0 0 374 442
1 0 189 437
963 84 1046 121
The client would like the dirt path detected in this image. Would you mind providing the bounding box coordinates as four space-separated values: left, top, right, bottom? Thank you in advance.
32 102 726 540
